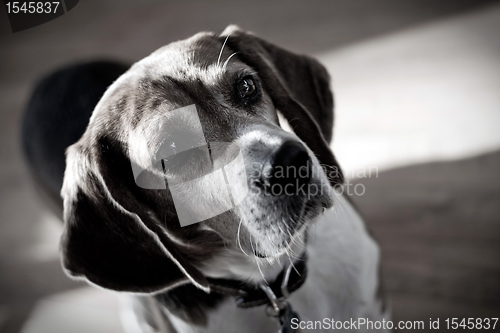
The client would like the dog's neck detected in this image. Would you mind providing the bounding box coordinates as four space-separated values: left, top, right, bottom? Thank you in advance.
200 240 306 284
142 237 307 331
128 197 387 333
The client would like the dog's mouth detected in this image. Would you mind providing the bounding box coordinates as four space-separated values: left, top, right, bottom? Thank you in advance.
253 250 268 258
244 187 333 258
236 141 335 258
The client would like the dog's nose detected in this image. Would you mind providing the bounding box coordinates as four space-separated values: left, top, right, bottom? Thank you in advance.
267 141 311 189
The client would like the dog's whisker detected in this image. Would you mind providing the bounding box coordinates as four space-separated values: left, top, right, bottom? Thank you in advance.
275 253 285 269
217 34 230 67
222 52 239 72
249 235 269 283
279 226 298 260
332 191 357 224
305 221 318 244
249 232 256 256
288 257 301 277
286 244 300 261
289 225 306 248
236 217 250 257
277 223 286 239
285 230 302 260
266 232 274 243
278 221 301 260
255 256 268 284
283 247 291 263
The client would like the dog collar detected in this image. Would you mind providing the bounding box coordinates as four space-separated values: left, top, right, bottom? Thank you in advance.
207 254 307 308
207 256 306 332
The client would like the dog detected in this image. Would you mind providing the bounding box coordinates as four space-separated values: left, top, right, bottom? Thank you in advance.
22 25 388 332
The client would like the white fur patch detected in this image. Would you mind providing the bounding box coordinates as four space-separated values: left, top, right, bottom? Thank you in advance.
158 193 386 333
277 110 295 134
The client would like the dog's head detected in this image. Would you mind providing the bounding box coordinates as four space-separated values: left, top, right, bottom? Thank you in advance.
61 25 344 294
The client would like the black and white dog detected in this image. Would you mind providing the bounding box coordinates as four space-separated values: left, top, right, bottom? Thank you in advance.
22 26 388 332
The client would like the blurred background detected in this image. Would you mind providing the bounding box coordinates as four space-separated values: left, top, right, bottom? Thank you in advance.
1 0 500 332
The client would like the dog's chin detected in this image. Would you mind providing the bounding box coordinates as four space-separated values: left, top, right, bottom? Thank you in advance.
305 191 334 218
250 195 332 259
251 228 307 259
252 249 270 258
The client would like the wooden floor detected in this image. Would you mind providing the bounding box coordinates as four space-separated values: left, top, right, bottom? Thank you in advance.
353 150 500 331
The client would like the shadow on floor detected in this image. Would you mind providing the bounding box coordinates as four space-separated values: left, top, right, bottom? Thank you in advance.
352 150 500 331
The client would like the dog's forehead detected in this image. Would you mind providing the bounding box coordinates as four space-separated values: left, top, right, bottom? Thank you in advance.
135 32 236 81
90 32 262 153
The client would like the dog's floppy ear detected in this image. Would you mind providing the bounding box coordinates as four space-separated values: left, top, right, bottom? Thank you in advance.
60 134 217 293
222 25 343 186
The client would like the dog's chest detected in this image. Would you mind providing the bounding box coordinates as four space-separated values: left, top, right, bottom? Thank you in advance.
158 195 384 333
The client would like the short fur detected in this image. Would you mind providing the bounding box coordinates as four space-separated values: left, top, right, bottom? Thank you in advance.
22 26 388 332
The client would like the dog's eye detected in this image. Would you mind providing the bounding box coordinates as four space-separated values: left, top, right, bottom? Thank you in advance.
237 77 257 99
